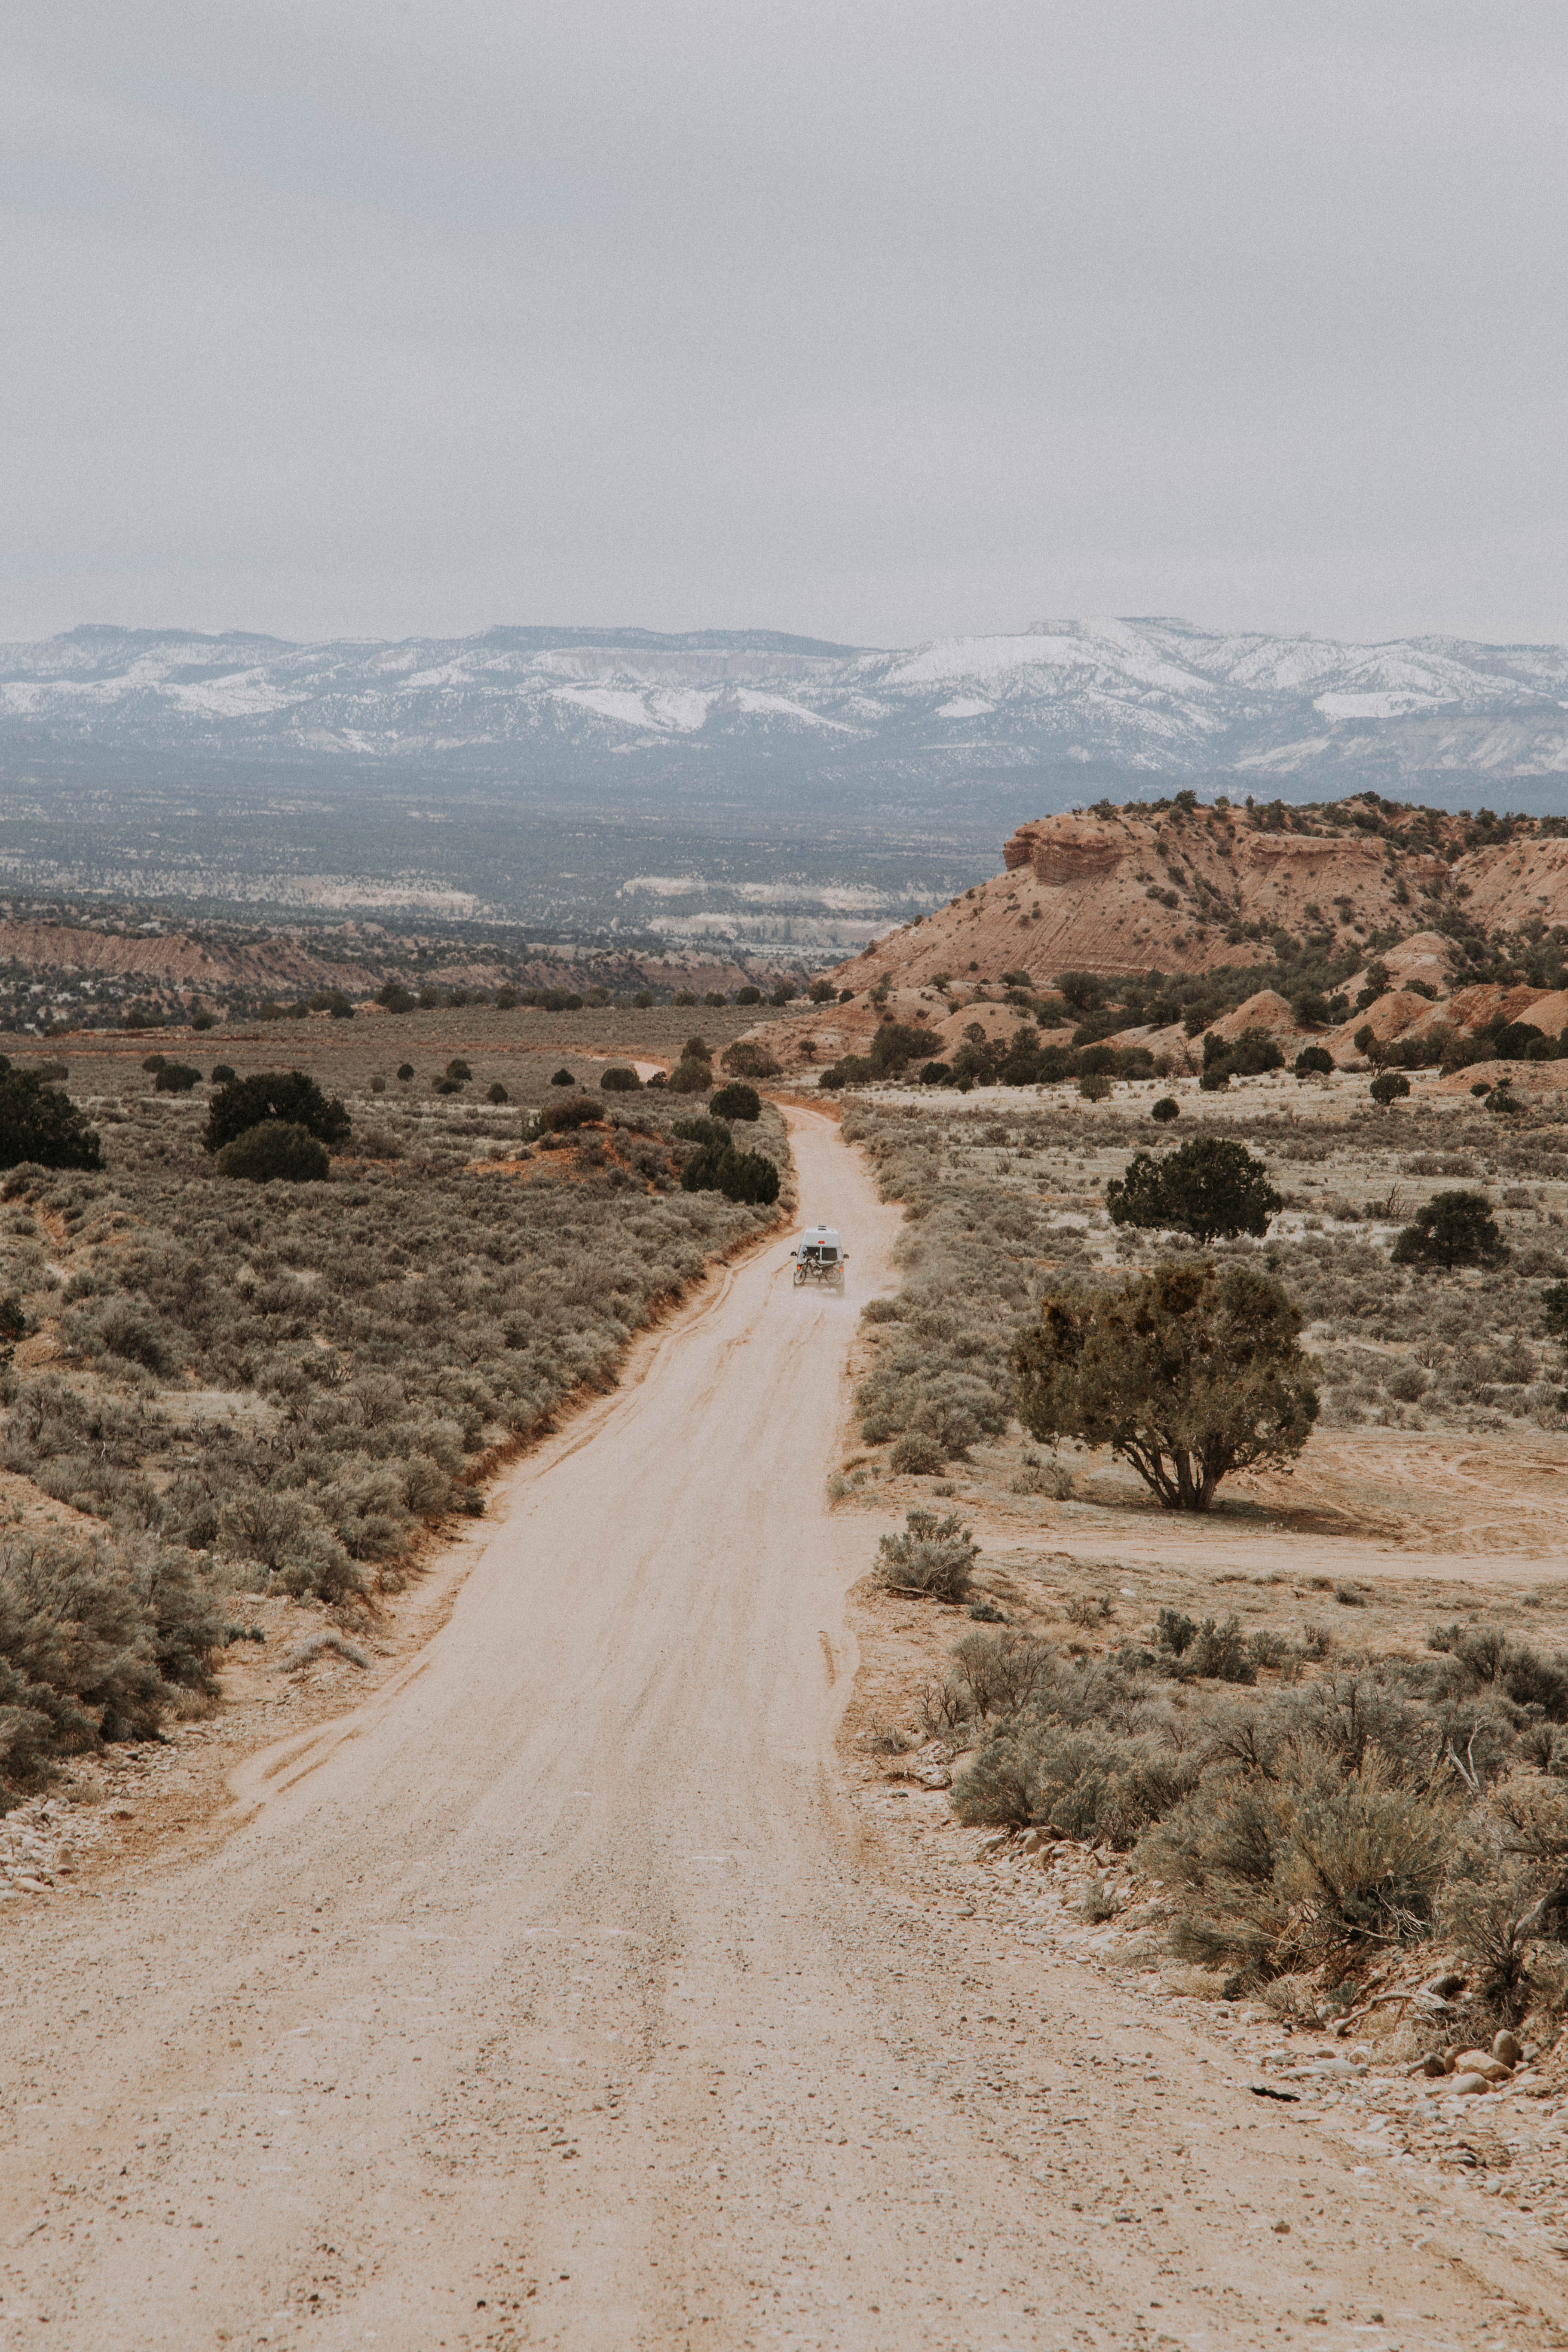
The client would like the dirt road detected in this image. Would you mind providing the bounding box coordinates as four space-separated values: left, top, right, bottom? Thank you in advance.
0 1107 1560 2349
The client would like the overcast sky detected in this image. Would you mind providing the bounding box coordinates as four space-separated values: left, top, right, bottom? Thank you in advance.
6 1 1567 650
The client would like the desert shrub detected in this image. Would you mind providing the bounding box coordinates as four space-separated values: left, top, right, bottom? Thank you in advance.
0 1071 101 1172
672 1115 729 1150
948 1629 1057 1717
204 1071 349 1155
888 1429 946 1474
0 1531 225 1797
486 1081 510 1104
1390 1190 1510 1271
709 1082 762 1121
600 1066 641 1091
549 1067 575 1086
873 1509 977 1603
216 1121 332 1183
1156 1606 1198 1655
682 1035 714 1064
863 1022 929 1079
1106 1136 1282 1241
536 1095 603 1133
954 1718 1196 1845
1199 1065 1230 1092
720 1040 782 1079
1141 1746 1459 1981
667 1058 713 1094
1370 1071 1411 1106
1447 1779 1568 2023
1078 1071 1112 1102
1295 1046 1334 1078
1012 1258 1318 1511
1216 1027 1285 1078
85 1299 179 1375
1151 1096 1179 1122
396 1063 415 1081
1164 1614 1256 1683
154 1063 202 1093
216 1489 361 1603
679 1141 780 1205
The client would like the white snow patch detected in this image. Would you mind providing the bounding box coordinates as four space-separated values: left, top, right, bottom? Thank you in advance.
550 686 711 732
1315 690 1450 720
732 689 853 730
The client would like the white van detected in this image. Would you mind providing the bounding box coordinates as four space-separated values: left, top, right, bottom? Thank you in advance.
790 1226 847 1287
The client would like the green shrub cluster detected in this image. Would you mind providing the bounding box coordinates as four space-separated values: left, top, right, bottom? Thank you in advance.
1200 1027 1283 1086
203 1070 350 1156
217 1121 331 1183
0 1066 102 1172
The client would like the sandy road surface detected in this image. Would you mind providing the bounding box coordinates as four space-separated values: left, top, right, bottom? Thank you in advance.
0 1107 1562 2350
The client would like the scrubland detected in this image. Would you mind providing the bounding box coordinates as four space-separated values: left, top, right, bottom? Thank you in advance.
835 1078 1568 2111
0 1009 789 1806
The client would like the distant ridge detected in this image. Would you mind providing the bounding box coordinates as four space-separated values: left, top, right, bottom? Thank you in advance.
3 616 1568 804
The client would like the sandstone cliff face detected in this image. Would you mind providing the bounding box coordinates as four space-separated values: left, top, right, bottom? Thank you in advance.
784 799 1568 1078
839 803 1568 1004
1003 820 1126 888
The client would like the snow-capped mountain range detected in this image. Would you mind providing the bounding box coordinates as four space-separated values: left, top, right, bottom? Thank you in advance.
5 616 1568 795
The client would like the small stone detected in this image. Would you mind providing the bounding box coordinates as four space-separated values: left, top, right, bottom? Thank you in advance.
1415 2055 1448 2078
1453 2049 1495 2075
1450 2071 1491 2097
1493 2030 1522 2067
1272 2220 1291 2234
1427 1970 1466 1998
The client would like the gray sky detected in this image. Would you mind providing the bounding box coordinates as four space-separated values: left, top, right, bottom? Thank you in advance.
6 1 1567 649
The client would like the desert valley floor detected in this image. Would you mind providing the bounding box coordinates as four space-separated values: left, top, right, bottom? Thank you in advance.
1 1075 1566 2349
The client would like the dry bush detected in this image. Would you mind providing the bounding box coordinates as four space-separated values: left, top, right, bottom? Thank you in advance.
1142 1745 1460 1984
0 1530 226 1799
873 1509 978 1603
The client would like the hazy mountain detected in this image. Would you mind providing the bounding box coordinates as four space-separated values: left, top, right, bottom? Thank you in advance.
4 616 1568 794
2 618 1564 941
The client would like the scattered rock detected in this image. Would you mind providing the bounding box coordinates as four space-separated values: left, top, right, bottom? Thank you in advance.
1450 2071 1491 2097
1493 2030 1522 2067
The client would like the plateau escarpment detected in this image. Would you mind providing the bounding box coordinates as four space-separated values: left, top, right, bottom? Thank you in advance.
747 795 1568 1087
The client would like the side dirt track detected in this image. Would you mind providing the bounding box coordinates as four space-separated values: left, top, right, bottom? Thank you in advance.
0 1107 1562 2350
